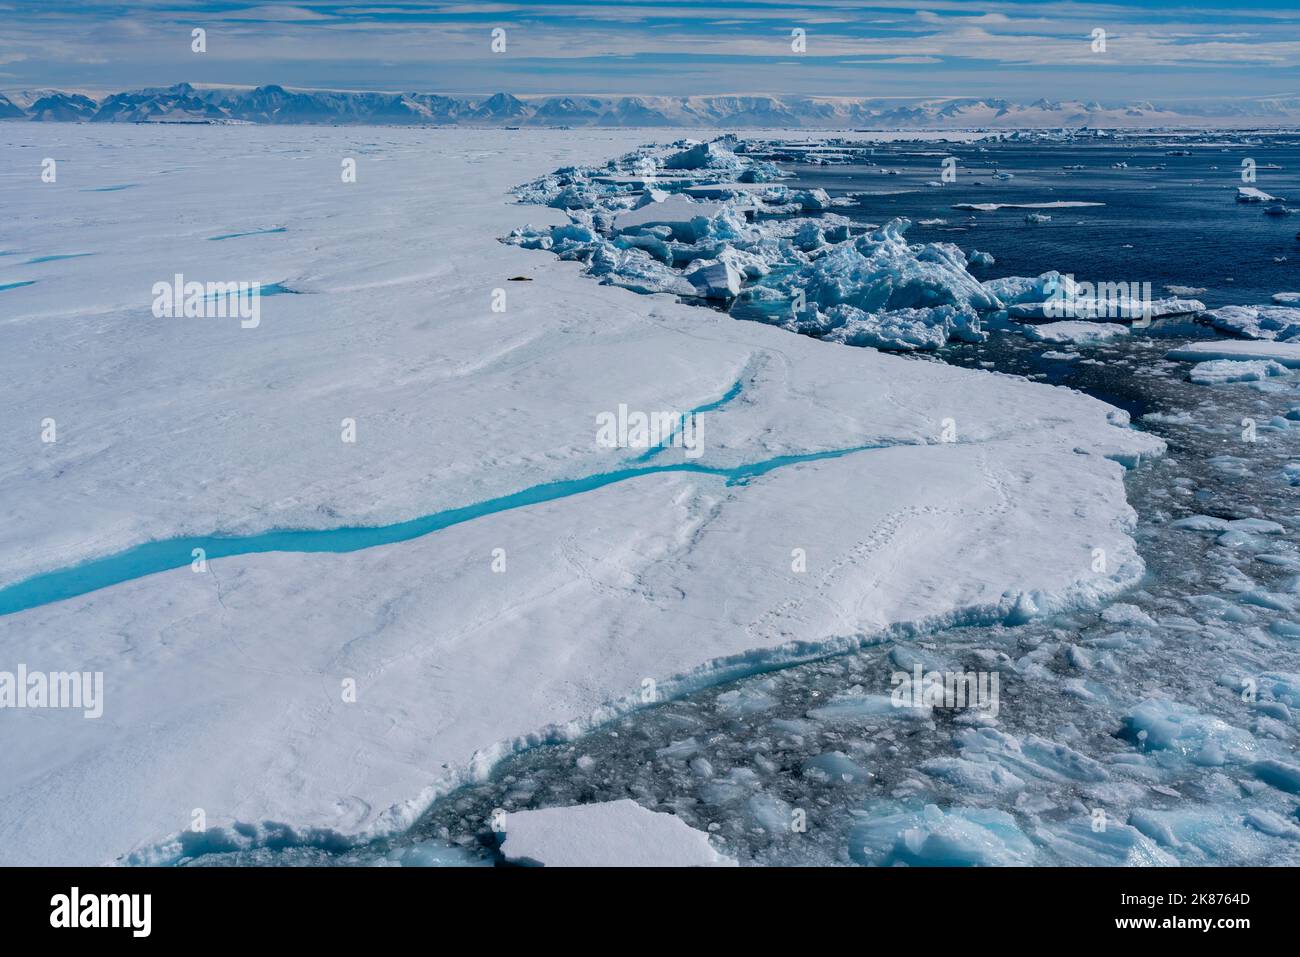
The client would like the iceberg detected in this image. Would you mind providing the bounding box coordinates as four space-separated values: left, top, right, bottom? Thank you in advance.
982 271 1067 306
589 244 697 296
800 220 999 313
791 188 832 211
1035 820 1177 867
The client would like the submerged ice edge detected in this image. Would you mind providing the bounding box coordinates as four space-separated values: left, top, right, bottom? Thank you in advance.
126 543 1151 867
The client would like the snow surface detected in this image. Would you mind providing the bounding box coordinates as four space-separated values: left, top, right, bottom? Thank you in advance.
499 799 734 867
0 125 1160 866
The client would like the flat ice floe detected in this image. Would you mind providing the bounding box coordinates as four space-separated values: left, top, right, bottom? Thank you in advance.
0 126 1160 866
499 800 734 867
1022 321 1129 344
952 201 1105 212
1187 359 1291 385
1202 305 1300 343
1168 340 1300 367
1237 186 1279 203
1006 296 1204 324
611 193 728 235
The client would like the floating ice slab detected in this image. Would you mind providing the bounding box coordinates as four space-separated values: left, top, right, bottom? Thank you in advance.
1237 186 1278 203
1168 340 1300 368
1119 699 1256 764
952 201 1104 212
851 803 1035 867
1188 358 1291 384
500 800 734 867
1202 305 1300 343
682 183 779 200
686 259 743 300
613 193 726 239
1008 297 1203 323
1023 321 1129 344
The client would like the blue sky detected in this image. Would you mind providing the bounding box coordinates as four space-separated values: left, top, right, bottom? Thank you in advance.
2 0 1299 102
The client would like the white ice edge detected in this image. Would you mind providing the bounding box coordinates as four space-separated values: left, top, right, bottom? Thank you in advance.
119 533 1151 867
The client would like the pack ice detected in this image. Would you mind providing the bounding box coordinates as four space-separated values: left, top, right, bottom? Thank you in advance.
505 137 1206 352
0 126 1158 866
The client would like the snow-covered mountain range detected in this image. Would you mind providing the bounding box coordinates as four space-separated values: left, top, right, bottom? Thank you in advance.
3 83 1300 128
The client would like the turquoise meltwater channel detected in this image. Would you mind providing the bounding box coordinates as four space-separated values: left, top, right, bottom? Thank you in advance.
0 378 891 617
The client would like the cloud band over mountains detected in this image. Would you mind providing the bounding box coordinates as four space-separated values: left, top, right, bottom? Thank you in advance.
2 1 1299 103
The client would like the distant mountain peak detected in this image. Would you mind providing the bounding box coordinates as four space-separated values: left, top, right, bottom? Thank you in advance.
2 83 1296 128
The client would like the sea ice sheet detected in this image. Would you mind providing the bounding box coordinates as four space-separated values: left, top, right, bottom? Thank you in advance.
0 125 1161 866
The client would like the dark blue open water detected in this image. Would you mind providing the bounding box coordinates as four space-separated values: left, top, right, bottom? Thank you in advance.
786 138 1300 309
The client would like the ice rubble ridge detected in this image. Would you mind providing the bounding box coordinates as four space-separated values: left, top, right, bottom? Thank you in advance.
504 136 1207 351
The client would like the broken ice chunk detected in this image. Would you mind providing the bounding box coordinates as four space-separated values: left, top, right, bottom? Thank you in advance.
500 799 735 867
